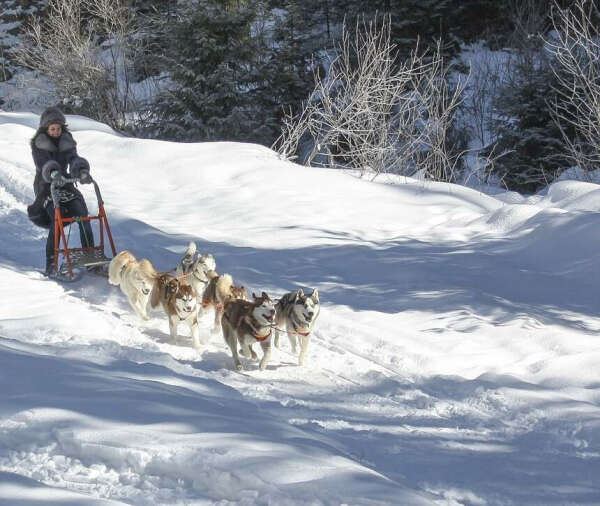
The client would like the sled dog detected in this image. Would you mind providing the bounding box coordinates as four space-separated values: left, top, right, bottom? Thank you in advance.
151 273 201 349
221 292 276 371
108 250 158 320
274 289 320 366
175 242 216 301
201 272 248 333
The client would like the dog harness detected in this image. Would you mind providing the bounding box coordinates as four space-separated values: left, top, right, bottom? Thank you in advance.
192 270 210 285
243 315 272 341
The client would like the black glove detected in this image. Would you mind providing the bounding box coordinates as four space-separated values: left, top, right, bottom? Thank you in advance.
71 157 90 178
50 170 67 186
78 169 92 184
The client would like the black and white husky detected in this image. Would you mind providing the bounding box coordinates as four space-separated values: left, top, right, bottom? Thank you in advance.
175 241 216 300
274 289 320 366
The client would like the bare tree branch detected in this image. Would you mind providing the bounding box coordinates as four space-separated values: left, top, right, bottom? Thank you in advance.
16 0 148 130
273 17 468 182
547 0 600 170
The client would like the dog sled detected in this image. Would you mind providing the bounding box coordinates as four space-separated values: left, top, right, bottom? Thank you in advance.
49 177 117 282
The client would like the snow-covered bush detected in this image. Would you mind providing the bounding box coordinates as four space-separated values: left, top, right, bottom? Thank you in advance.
273 17 468 182
16 0 147 131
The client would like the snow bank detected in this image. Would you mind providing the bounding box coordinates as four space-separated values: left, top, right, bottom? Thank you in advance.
1 111 600 505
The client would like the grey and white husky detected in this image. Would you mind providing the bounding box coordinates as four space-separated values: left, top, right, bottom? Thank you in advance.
175 241 216 301
221 292 276 371
274 289 320 366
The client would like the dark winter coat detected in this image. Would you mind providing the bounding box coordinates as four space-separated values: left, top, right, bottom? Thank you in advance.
27 129 86 228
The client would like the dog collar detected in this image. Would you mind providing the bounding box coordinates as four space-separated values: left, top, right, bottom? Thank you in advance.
292 320 311 337
252 328 271 341
243 315 272 341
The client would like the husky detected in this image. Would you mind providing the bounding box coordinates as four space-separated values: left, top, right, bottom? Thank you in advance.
175 242 217 301
221 292 276 371
108 250 157 320
201 272 248 333
151 273 201 349
274 289 320 366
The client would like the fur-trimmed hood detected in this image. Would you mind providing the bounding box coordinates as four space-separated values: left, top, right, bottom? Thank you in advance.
39 107 66 129
33 131 76 153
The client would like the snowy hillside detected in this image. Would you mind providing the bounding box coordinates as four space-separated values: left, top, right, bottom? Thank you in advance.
1 111 600 505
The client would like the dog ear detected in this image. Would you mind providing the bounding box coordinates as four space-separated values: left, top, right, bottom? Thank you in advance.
261 291 270 301
186 241 197 256
311 289 319 302
293 289 303 303
252 292 258 300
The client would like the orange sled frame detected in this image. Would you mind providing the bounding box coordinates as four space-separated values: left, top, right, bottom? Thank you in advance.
51 177 117 279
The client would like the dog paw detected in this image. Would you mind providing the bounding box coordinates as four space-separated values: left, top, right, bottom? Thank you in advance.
259 361 267 371
235 363 244 372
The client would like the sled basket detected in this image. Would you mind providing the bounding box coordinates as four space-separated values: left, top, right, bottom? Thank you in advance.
50 178 117 280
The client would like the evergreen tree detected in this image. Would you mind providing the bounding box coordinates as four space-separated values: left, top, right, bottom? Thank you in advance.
265 0 326 126
488 55 573 193
150 0 274 143
0 0 46 84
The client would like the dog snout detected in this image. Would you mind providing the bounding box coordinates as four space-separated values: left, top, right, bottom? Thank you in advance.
305 312 313 321
142 288 150 295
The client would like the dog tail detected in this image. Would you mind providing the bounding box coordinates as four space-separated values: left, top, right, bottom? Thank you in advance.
216 273 233 303
108 250 135 286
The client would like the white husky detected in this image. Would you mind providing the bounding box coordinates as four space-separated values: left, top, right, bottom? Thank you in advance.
274 289 320 366
175 241 216 301
108 250 158 320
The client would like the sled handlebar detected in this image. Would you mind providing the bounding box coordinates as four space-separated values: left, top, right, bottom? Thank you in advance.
50 176 103 208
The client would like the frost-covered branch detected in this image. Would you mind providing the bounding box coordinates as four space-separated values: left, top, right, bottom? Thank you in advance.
273 17 468 182
547 0 600 170
17 0 146 130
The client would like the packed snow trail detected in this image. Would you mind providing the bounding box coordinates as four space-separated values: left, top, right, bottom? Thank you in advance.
1 112 600 505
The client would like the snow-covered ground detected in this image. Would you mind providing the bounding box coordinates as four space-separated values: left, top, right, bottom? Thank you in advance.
1 111 600 505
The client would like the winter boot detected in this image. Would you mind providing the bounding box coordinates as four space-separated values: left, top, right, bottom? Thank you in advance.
44 257 56 277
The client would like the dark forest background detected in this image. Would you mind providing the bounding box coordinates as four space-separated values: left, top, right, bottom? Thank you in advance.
0 0 598 192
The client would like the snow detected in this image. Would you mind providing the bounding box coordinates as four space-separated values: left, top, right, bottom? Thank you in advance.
1 111 600 505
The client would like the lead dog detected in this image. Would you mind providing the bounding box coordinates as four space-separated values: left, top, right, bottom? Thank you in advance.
221 292 276 371
274 289 320 366
108 250 158 320
151 273 201 349
175 242 216 301
201 272 248 333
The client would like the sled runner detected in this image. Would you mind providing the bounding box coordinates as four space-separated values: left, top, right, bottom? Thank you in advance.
50 177 117 282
